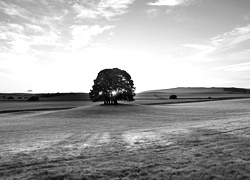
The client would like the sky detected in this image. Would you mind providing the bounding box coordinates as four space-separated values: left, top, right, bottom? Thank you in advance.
1 0 250 93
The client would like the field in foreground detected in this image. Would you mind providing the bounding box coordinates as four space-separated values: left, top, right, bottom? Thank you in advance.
0 99 250 179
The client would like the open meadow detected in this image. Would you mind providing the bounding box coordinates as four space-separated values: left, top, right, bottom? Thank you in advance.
2 0 250 179
0 98 249 180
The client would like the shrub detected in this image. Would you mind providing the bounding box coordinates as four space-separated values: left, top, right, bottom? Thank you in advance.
7 96 15 100
27 96 39 101
169 94 177 99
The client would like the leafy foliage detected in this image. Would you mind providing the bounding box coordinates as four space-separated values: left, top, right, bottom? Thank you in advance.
7 96 15 100
89 68 135 104
169 94 177 99
27 96 40 101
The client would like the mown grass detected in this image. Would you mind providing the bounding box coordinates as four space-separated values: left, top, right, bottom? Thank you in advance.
0 99 250 179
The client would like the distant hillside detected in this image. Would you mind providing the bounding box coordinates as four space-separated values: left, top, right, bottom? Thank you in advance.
136 87 250 100
1 87 250 102
0 92 90 101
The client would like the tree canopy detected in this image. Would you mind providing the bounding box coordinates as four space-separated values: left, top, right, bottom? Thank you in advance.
89 68 136 105
169 94 177 99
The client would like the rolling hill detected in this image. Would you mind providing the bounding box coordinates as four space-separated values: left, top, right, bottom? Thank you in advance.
0 92 90 101
1 87 250 102
135 87 250 100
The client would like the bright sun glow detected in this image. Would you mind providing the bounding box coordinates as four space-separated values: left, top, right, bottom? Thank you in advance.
112 90 117 95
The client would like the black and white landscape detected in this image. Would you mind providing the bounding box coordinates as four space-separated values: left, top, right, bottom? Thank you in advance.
1 0 250 179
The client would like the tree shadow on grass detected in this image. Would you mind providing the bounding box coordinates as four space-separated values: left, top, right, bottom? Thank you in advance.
99 103 136 106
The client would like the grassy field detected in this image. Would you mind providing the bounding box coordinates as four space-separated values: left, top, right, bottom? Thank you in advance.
0 98 249 179
0 101 93 112
134 87 250 105
136 88 250 100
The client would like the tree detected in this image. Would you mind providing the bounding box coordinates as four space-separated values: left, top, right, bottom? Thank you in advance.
169 94 177 99
7 96 15 100
27 96 39 101
89 68 136 105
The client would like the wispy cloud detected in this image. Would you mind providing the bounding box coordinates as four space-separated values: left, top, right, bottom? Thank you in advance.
0 0 31 20
181 24 250 62
32 31 61 47
0 0 70 55
226 64 250 72
182 44 216 62
0 21 62 54
202 62 250 73
148 0 193 6
73 0 135 20
146 8 158 18
0 0 118 55
184 44 216 52
11 39 31 54
210 24 250 52
73 4 100 19
68 25 115 50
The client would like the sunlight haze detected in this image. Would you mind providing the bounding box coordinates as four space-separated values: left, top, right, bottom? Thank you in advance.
1 0 250 93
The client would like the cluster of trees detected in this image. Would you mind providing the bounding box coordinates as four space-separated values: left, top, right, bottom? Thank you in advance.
2 96 39 101
89 68 136 105
27 96 39 101
40 92 75 98
2 96 26 100
169 94 177 99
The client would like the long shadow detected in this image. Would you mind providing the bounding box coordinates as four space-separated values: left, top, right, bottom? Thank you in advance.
0 107 75 114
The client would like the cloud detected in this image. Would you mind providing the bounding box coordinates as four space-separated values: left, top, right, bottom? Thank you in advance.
73 4 100 19
68 25 115 50
0 1 118 56
202 62 250 73
0 0 121 92
0 33 7 40
225 62 250 72
11 39 31 54
31 31 60 47
181 23 250 62
148 0 193 6
210 24 250 51
72 0 135 20
0 21 62 54
184 44 215 51
146 8 158 18
181 44 216 62
165 8 174 14
25 24 44 32
0 0 70 54
0 1 31 20
0 22 29 54
0 68 12 75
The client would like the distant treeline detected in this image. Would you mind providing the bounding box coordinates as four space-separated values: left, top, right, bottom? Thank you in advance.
223 88 250 93
1 92 79 101
40 92 76 97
